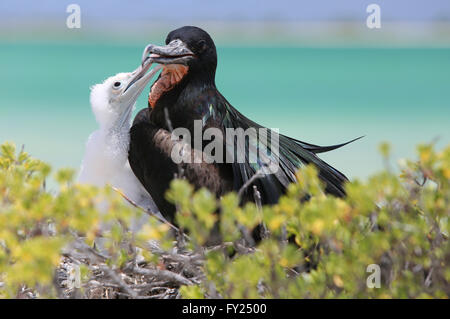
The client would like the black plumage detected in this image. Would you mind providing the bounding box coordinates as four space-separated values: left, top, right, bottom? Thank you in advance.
129 26 359 223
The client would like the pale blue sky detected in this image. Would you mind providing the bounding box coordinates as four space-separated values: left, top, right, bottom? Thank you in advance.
1 0 449 22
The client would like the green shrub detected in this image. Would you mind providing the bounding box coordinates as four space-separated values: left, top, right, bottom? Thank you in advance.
0 141 448 298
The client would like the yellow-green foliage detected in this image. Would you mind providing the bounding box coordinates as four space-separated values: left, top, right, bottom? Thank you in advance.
173 143 449 299
0 142 167 298
0 141 449 298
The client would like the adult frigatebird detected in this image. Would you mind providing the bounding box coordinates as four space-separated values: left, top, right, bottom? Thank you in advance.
129 26 358 224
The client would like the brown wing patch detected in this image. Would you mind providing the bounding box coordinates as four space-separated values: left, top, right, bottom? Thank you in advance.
152 129 228 195
148 64 189 108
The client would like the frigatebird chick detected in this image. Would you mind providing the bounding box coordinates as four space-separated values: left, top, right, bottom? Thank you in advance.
78 61 162 215
129 26 359 224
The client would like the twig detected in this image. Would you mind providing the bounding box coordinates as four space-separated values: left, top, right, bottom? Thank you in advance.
237 168 265 199
253 185 269 240
163 107 191 247
98 264 138 298
424 267 434 288
126 266 194 286
233 241 256 255
237 224 256 247
111 186 190 241
281 226 288 246
253 185 262 211
131 283 167 293
63 232 110 262
144 240 203 265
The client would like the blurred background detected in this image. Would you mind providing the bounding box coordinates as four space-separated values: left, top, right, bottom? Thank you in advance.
0 0 449 184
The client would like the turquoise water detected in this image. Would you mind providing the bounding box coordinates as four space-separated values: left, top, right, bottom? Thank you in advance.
1 41 449 181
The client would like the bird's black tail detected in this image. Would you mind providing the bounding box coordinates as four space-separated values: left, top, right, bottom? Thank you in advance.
221 99 361 200
293 136 364 154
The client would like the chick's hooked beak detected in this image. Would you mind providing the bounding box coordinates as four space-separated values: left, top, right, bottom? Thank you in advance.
123 59 162 97
116 61 162 128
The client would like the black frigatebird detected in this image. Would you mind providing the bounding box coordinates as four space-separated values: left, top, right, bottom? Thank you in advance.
129 26 359 224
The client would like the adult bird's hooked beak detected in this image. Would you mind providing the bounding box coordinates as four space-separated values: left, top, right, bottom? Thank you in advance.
141 39 195 66
141 40 193 108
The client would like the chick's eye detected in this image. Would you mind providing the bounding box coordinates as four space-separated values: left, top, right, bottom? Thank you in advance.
113 81 122 89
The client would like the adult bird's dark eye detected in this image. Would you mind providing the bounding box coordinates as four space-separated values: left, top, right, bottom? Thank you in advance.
197 40 206 52
114 82 121 87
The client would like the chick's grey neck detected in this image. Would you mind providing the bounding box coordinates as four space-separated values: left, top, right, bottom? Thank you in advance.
104 104 135 153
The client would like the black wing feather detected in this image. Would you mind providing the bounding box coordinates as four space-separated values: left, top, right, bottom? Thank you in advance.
215 95 356 200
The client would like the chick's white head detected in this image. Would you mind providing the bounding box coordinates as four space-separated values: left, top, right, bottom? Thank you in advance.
90 63 162 130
